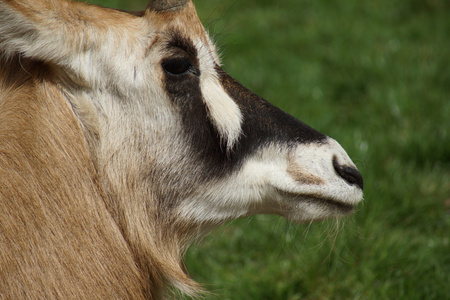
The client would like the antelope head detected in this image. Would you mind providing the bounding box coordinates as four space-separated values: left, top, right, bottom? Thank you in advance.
0 0 363 297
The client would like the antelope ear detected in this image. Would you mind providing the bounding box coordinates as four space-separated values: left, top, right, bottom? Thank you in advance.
1 1 77 63
0 0 134 67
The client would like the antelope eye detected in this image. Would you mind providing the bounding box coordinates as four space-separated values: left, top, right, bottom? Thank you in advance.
162 57 193 76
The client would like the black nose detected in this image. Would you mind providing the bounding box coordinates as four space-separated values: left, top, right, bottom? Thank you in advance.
333 157 364 190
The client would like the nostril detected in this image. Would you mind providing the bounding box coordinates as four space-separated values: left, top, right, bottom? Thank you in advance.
333 157 364 190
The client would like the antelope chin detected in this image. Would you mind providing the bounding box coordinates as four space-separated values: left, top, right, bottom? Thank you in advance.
272 192 357 224
272 185 363 223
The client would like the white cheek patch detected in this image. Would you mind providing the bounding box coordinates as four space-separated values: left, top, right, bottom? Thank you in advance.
195 40 242 151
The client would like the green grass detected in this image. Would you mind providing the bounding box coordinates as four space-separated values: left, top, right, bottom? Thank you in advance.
89 0 449 299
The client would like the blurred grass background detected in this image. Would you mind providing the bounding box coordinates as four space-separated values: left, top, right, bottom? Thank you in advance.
88 0 449 299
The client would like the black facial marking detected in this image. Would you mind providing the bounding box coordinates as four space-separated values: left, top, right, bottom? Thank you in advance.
162 34 326 180
216 67 327 151
164 33 199 66
161 34 201 87
162 35 231 176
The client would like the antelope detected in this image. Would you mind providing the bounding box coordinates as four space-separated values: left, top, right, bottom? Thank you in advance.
0 0 364 298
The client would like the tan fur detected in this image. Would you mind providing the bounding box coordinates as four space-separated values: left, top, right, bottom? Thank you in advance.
287 161 325 185
0 56 147 299
0 1 207 298
147 1 208 43
0 1 362 299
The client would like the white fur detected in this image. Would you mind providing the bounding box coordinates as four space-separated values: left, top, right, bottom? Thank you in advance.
0 0 362 228
196 39 243 150
0 1 147 93
1 1 364 297
178 138 363 224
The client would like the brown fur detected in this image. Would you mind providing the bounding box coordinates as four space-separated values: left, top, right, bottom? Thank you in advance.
0 56 147 299
147 1 208 43
0 0 213 297
0 1 362 298
287 161 325 185
0 0 205 295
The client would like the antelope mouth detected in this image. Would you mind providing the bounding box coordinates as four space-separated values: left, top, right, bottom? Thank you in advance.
307 196 355 214
276 190 355 218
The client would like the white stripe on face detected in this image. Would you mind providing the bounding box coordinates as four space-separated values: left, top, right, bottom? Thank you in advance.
195 40 242 151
